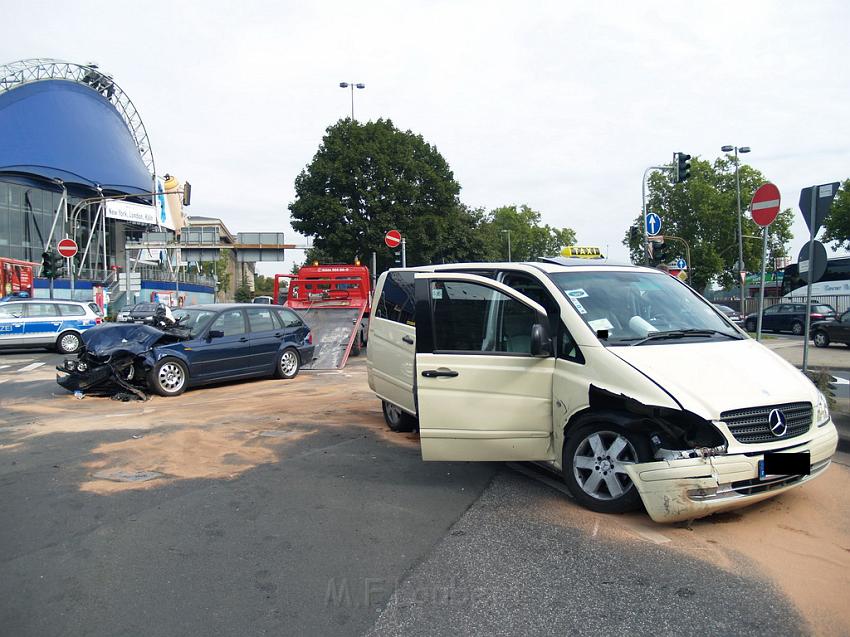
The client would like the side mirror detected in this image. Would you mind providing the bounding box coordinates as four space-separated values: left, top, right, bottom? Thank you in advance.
530 323 553 358
208 329 224 339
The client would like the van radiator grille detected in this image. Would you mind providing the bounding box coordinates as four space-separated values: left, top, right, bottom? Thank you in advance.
720 402 812 444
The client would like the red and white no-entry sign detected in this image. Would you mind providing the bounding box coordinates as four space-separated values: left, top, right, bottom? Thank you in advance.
57 238 78 258
750 183 781 227
384 229 402 248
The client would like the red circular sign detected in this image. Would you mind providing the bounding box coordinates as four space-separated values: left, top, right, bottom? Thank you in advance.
57 238 78 258
384 229 402 248
750 183 781 227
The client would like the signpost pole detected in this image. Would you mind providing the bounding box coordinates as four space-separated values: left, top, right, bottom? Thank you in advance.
802 186 817 373
401 238 407 268
756 226 768 341
371 251 376 290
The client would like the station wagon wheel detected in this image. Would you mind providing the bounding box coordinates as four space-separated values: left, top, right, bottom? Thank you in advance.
813 330 830 348
56 331 81 354
791 321 804 336
562 424 649 514
276 348 300 379
148 358 188 396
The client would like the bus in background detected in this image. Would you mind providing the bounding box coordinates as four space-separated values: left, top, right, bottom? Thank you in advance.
782 256 850 296
781 255 850 313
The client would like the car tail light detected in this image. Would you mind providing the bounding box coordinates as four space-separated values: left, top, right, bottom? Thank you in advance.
95 317 103 324
307 331 312 345
811 313 824 319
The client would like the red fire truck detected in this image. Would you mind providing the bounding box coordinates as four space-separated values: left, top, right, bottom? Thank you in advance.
0 257 37 299
273 263 372 370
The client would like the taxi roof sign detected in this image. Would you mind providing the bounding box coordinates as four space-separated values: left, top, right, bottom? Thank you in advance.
560 246 604 259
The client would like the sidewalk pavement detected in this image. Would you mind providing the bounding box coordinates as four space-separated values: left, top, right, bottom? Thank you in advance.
761 338 850 453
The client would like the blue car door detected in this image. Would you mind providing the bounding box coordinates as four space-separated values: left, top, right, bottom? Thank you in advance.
23 302 61 345
246 307 283 373
188 309 253 380
0 302 26 346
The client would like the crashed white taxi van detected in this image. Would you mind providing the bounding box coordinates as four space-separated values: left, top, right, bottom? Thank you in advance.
366 258 839 523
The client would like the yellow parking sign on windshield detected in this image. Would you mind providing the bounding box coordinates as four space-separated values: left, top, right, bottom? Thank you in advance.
561 246 604 259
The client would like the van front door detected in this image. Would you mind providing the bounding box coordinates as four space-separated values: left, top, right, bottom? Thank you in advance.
413 273 556 462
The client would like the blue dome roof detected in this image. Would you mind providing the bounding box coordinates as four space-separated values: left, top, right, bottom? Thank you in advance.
0 79 152 194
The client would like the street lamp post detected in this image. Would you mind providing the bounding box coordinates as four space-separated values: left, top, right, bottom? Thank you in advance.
721 145 751 315
501 229 511 262
339 82 366 120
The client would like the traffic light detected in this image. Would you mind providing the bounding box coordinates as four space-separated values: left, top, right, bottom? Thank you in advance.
52 251 66 278
674 152 692 183
41 251 53 278
41 249 65 279
182 181 192 206
649 240 674 267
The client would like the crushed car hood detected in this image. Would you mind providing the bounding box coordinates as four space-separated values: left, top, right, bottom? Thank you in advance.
82 323 182 356
609 339 817 420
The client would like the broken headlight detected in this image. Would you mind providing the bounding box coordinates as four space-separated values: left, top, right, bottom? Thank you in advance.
815 391 830 427
76 361 88 372
63 359 76 371
63 359 89 373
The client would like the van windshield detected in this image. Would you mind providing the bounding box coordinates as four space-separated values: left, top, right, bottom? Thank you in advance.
549 270 742 346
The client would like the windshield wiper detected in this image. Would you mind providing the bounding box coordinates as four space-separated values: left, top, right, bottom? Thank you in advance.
627 329 741 346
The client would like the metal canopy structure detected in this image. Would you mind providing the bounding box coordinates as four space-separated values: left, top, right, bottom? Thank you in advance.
0 58 155 178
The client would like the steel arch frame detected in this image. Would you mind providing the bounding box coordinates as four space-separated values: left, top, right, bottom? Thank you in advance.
0 57 156 177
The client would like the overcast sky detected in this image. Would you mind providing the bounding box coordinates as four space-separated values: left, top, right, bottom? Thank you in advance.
4 0 849 275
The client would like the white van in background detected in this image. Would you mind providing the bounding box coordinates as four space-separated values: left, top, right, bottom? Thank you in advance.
366 259 838 523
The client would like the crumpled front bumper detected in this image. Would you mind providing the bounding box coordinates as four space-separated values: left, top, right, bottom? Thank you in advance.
625 421 839 523
56 364 114 391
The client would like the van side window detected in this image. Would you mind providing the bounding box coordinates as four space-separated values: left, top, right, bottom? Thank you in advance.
558 324 584 363
376 272 416 325
501 271 581 361
431 280 536 354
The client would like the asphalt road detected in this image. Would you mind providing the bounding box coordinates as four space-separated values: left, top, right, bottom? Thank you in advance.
1 350 849 636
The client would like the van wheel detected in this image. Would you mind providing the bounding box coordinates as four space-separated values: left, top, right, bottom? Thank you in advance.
562 423 650 514
147 358 188 396
813 330 830 348
56 331 81 354
382 400 417 432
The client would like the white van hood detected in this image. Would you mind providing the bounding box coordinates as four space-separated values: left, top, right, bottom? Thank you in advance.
609 339 816 420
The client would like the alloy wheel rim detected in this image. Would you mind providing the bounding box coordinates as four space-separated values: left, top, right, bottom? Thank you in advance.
815 333 826 346
61 334 79 351
158 363 184 392
573 431 637 501
281 351 297 376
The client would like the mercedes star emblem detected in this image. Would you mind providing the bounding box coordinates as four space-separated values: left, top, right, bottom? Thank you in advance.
768 409 788 437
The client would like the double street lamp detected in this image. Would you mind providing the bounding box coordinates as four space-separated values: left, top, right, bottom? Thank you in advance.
339 82 365 120
721 144 751 314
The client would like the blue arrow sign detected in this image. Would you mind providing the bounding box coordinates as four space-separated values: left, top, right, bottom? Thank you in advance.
675 258 686 270
645 213 662 236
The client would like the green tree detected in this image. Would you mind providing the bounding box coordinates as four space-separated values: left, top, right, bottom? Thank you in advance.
253 274 274 296
199 248 232 301
290 118 481 272
479 205 576 261
234 284 252 303
623 156 794 291
821 179 850 251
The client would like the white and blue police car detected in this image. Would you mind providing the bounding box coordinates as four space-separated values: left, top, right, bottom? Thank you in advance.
0 299 102 354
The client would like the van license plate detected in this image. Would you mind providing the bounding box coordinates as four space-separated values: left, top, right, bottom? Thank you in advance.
758 452 810 480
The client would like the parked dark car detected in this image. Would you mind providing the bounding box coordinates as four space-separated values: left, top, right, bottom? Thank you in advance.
117 302 170 323
744 302 837 334
57 304 315 397
712 303 745 328
811 310 850 347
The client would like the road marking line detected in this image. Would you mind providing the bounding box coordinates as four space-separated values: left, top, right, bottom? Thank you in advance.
18 362 45 372
831 376 850 386
0 378 8 384
0 365 10 369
